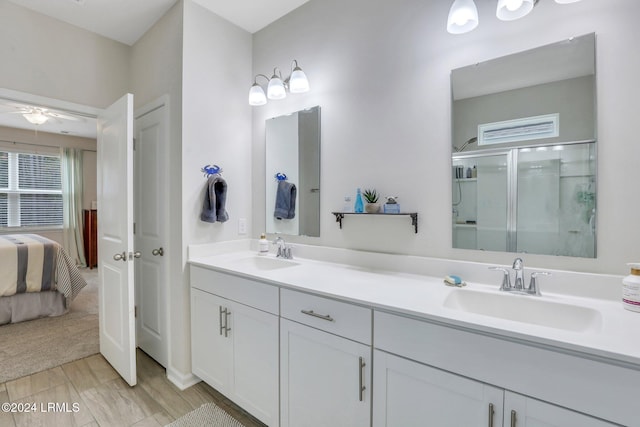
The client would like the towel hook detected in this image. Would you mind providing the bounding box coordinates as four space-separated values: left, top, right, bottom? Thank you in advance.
275 172 288 181
202 164 222 178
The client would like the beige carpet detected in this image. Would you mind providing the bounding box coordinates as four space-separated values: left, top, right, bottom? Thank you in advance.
167 403 245 427
0 268 99 384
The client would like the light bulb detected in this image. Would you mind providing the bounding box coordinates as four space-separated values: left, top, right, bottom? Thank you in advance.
289 66 310 93
496 0 534 21
506 0 523 12
248 83 267 106
267 75 287 100
447 0 479 34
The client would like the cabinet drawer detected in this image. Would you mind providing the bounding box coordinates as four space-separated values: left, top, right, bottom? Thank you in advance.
190 265 279 315
281 289 371 344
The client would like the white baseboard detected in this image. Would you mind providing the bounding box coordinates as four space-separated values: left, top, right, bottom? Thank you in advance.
166 367 201 390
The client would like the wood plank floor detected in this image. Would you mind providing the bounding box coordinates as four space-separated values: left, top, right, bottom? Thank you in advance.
0 350 266 427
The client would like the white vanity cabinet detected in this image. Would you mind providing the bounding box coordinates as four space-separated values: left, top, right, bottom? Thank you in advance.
374 350 615 427
374 310 620 427
373 349 504 427
280 289 372 427
190 266 279 427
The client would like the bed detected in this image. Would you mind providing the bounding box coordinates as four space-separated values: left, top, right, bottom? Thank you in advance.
0 234 87 325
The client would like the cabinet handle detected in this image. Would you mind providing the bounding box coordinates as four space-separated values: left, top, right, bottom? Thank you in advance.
219 307 226 336
224 310 231 337
488 403 494 427
300 309 334 322
510 409 517 427
358 357 366 402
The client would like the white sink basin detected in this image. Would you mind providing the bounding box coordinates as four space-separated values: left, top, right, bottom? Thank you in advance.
443 289 602 332
230 255 300 271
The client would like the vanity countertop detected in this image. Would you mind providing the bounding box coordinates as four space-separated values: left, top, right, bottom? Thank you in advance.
189 244 640 369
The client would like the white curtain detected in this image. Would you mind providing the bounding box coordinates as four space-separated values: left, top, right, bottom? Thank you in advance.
61 147 86 267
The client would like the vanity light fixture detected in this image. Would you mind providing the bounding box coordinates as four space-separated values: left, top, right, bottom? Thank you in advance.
249 59 310 106
447 0 582 34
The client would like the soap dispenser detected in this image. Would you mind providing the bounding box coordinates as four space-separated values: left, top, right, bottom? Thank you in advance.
258 233 269 255
623 263 640 312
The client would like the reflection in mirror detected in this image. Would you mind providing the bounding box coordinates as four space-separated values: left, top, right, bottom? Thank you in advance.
451 34 596 257
266 106 320 237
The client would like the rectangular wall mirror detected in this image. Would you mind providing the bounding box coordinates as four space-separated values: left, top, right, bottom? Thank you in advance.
451 34 596 257
266 106 320 237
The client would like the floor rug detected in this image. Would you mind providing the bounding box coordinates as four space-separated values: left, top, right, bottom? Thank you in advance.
167 402 245 427
0 269 99 384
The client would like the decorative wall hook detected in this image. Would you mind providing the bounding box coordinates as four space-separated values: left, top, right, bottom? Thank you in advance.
275 172 288 181
202 164 222 177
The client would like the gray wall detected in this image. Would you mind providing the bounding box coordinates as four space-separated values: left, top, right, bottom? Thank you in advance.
251 0 640 274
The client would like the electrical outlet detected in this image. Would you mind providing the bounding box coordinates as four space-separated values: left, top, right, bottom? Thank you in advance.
238 218 247 235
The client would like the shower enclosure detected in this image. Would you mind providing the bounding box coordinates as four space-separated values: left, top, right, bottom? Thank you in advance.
452 141 596 257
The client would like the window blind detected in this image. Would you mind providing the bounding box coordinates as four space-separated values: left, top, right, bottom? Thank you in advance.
0 151 63 229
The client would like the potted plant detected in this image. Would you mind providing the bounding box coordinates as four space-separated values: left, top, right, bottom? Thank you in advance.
363 188 381 213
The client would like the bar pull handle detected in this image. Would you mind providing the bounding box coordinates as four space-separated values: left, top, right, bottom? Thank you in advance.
224 309 231 337
511 409 517 427
358 357 366 402
488 403 495 427
219 307 226 336
301 309 334 322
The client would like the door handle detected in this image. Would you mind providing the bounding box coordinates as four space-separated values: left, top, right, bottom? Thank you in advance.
152 247 164 256
113 252 126 262
131 251 141 259
511 410 517 427
358 357 366 402
488 403 494 427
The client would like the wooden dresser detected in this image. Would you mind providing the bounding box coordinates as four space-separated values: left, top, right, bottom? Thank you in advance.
84 209 98 269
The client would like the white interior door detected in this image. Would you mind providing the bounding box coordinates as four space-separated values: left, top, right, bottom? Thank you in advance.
97 93 136 386
134 100 168 367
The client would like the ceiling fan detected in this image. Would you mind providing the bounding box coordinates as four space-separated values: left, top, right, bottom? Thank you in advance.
0 103 82 126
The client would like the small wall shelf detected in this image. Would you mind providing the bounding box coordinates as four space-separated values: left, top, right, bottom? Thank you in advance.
331 212 419 233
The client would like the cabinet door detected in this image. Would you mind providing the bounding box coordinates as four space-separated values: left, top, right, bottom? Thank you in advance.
281 319 370 427
229 300 279 427
505 392 617 427
191 289 231 393
373 350 503 427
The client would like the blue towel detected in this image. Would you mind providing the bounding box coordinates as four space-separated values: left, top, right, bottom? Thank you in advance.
274 181 296 220
201 175 229 223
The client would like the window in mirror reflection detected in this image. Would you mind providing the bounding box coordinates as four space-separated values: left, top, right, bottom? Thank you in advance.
453 142 595 257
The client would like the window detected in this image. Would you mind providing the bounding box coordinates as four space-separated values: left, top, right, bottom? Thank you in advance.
0 150 63 229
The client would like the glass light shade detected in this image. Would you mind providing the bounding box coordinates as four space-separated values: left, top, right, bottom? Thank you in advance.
496 0 534 21
447 0 479 34
23 111 48 125
267 76 287 100
289 67 310 93
555 0 581 3
248 84 267 106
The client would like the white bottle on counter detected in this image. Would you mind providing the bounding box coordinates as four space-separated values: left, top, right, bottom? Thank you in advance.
258 233 269 255
622 263 640 312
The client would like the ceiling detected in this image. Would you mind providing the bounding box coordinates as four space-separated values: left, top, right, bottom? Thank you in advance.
2 0 310 139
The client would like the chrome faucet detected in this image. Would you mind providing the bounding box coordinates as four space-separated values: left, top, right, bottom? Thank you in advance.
512 257 525 290
274 236 293 259
489 258 550 296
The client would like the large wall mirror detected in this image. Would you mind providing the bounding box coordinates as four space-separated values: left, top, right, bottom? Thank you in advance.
451 34 596 257
266 106 320 237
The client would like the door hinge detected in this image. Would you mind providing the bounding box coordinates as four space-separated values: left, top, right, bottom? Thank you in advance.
133 222 136 234
133 137 137 150
134 306 138 318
